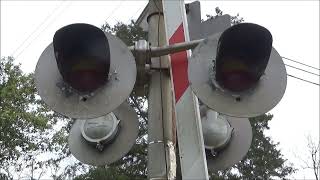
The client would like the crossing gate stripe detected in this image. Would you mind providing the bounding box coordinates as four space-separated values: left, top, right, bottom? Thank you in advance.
169 23 189 103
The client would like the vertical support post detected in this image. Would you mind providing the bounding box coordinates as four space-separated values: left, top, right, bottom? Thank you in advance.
162 0 209 179
147 0 176 179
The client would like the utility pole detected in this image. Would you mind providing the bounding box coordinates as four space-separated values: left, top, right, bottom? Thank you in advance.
147 0 175 179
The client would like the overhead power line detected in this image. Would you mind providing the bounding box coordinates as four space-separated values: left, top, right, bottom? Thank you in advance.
285 64 320 76
282 56 320 71
287 74 319 86
105 1 126 22
128 4 145 23
281 56 320 85
11 0 66 57
14 1 72 59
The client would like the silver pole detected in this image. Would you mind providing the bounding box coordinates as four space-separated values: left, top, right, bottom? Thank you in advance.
147 0 175 179
149 38 203 57
129 38 204 58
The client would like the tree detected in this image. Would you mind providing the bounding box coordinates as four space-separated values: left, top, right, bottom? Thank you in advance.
0 57 76 179
205 7 244 25
0 57 55 178
74 167 132 180
293 135 320 180
304 136 319 180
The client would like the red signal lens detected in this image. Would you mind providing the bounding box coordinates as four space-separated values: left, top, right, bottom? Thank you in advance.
67 57 107 92
217 58 256 92
220 70 255 92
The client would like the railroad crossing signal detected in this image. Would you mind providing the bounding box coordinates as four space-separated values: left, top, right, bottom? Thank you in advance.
34 0 287 178
35 23 136 119
188 23 287 118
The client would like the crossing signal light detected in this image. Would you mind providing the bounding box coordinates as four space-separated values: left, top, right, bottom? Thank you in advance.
215 23 272 92
68 103 139 166
35 23 137 119
188 23 287 117
53 23 111 93
200 105 252 171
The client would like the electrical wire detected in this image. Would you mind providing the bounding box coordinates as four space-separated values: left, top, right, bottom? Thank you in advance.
282 56 320 71
281 57 320 85
285 64 320 76
105 1 125 23
128 4 145 24
14 1 72 59
287 74 319 86
12 1 125 60
10 0 66 57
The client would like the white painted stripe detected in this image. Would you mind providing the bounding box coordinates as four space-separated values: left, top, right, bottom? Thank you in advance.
163 0 184 39
176 87 209 179
162 0 209 179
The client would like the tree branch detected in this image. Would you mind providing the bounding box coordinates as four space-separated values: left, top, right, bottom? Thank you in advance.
129 95 148 122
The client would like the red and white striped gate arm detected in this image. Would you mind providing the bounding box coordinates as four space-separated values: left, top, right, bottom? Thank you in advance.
162 0 209 179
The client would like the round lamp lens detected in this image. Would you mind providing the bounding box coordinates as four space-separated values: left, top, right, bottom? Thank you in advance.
220 70 255 92
83 117 113 139
68 57 107 92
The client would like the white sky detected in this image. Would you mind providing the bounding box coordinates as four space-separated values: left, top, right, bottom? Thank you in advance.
1 1 319 179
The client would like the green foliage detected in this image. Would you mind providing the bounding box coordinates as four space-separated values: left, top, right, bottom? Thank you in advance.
0 57 64 178
74 167 136 180
205 7 244 25
0 173 10 180
0 57 51 163
101 20 147 46
238 115 295 179
0 57 75 178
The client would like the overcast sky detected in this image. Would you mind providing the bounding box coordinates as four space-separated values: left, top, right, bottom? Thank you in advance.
1 1 319 179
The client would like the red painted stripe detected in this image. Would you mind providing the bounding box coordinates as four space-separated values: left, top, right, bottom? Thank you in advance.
169 23 189 103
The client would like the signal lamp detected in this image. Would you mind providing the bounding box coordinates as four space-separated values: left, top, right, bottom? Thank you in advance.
68 103 139 166
215 23 272 92
53 23 110 93
188 22 286 117
35 23 136 119
201 110 233 152
81 113 120 152
200 106 252 171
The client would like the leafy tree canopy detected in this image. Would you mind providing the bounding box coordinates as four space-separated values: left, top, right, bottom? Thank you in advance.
1 57 50 164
